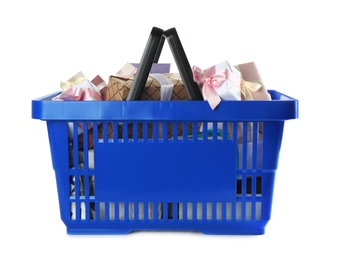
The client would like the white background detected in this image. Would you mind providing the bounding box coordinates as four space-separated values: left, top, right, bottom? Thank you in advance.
1 0 341 259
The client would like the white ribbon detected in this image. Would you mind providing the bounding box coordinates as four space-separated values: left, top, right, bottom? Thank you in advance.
149 73 174 101
149 74 174 138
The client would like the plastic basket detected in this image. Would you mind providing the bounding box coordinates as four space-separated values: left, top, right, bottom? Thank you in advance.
31 89 298 235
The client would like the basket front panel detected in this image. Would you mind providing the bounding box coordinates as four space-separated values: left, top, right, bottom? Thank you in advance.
95 140 237 202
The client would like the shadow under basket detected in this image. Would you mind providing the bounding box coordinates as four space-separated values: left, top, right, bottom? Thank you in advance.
31 90 298 235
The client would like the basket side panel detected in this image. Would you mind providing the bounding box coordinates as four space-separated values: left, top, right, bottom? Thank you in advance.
262 121 285 170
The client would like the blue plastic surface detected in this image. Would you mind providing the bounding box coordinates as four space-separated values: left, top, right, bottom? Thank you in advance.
31 90 298 235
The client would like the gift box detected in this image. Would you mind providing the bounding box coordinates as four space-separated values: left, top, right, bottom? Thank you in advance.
106 73 189 101
131 63 171 74
116 62 171 76
235 61 271 101
54 72 103 101
192 60 241 110
106 62 189 101
91 75 108 100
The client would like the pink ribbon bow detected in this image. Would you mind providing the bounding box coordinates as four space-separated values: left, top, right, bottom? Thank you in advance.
192 65 231 109
57 87 102 101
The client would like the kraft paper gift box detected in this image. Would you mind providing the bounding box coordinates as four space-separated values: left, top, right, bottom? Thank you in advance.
106 73 189 101
235 61 271 101
106 62 188 101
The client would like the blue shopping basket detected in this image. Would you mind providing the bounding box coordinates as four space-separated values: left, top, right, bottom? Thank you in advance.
31 89 298 235
31 27 298 235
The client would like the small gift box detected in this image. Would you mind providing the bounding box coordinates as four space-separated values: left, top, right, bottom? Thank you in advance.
115 62 171 77
54 71 103 101
131 63 171 74
235 61 271 101
91 75 108 100
106 62 188 101
192 60 241 110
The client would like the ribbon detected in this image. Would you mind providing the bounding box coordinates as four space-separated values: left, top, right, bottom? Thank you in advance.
149 74 175 138
234 65 262 100
192 65 236 109
60 71 87 91
53 79 102 101
60 76 87 91
149 73 174 101
240 78 262 100
57 86 102 101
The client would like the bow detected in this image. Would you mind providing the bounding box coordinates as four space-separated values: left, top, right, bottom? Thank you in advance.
57 86 102 101
54 79 102 101
192 65 231 109
240 78 262 100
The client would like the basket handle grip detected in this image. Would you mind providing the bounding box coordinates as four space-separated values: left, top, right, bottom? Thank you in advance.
163 28 203 101
127 27 165 101
127 27 203 101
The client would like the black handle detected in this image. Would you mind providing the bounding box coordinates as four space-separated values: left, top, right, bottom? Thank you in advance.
164 28 203 100
127 27 204 101
127 27 165 101
154 34 165 63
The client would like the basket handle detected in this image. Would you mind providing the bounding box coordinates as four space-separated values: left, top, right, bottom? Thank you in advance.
127 27 164 100
127 27 203 101
163 28 203 101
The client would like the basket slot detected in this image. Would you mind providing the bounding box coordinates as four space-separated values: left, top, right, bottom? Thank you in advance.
69 175 75 196
69 175 95 197
70 201 89 220
237 121 263 170
236 176 262 196
216 202 222 220
67 200 263 222
67 121 95 170
95 121 210 142
177 201 262 221
236 202 242 220
79 175 85 196
256 202 262 220
94 202 162 221
226 202 232 220
109 202 115 220
92 120 244 143
185 202 192 220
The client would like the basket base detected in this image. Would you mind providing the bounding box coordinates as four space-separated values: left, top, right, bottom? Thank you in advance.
66 222 267 235
67 228 134 235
